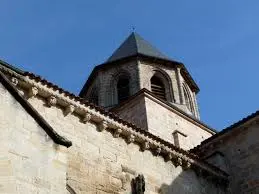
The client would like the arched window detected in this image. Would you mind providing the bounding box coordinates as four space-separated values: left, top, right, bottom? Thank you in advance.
89 87 98 105
183 84 194 113
151 76 166 101
117 77 130 103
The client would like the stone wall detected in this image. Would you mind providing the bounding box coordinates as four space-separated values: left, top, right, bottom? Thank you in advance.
0 83 68 194
114 91 213 150
145 96 212 150
113 95 148 130
84 61 140 108
201 121 259 194
138 61 200 119
26 92 226 194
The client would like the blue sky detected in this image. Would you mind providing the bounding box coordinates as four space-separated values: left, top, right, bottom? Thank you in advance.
1 1 259 131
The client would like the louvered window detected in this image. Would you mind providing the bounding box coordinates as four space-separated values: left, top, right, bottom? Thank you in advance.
151 76 166 101
117 78 130 103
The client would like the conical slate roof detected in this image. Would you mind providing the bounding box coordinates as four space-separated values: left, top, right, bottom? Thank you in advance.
107 32 170 62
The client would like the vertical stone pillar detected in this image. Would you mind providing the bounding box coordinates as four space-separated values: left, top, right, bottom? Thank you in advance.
192 91 200 119
176 67 185 104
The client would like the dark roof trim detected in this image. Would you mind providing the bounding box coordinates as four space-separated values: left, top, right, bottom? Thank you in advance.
0 70 72 148
111 88 216 134
79 53 199 97
0 59 25 75
191 110 259 153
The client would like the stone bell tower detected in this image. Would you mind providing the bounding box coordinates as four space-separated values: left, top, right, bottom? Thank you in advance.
80 32 200 119
79 32 215 149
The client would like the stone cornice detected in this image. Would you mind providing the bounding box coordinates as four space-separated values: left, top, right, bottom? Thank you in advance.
0 67 228 182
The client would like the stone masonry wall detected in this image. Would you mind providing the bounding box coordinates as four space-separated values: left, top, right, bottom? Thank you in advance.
144 96 212 150
138 61 200 119
138 61 180 103
202 122 259 194
113 96 148 130
0 83 68 194
26 92 225 194
85 61 140 108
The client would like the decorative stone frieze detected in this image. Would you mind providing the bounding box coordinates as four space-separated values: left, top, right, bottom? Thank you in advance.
82 112 92 123
99 120 108 132
127 134 135 144
28 86 38 98
113 128 122 138
1 70 228 180
11 77 18 86
47 96 57 107
64 105 75 116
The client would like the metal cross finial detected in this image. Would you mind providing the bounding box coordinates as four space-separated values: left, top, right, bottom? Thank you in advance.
132 26 136 32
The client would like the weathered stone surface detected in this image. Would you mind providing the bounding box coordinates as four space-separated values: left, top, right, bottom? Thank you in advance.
24 92 226 194
0 83 68 194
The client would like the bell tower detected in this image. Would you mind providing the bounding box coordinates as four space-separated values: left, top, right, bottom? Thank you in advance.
79 32 216 149
80 32 200 119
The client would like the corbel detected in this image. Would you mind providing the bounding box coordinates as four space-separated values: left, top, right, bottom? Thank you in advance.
127 134 135 144
113 128 122 138
82 112 92 123
174 157 182 167
167 152 173 161
141 141 150 151
99 120 108 132
28 86 38 98
64 105 75 116
183 160 191 170
11 77 18 86
154 146 162 156
47 96 57 107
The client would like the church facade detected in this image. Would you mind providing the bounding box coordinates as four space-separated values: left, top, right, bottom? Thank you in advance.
0 33 258 193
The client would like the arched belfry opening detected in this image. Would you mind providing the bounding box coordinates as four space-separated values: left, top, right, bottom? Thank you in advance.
117 77 130 103
151 76 166 101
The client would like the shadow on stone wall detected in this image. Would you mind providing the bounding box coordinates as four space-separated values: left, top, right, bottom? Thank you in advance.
157 169 227 194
